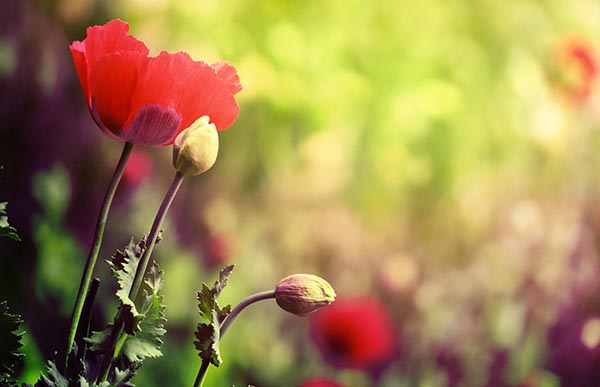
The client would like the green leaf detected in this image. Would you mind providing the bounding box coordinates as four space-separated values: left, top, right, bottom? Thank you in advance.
35 358 136 387
194 265 234 367
108 237 149 335
36 360 68 387
0 301 24 383
87 236 166 367
0 202 20 241
119 263 167 363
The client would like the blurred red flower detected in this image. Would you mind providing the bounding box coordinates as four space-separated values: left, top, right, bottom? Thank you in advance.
299 377 345 387
310 296 397 370
122 148 153 187
553 38 598 103
201 232 235 267
70 19 242 146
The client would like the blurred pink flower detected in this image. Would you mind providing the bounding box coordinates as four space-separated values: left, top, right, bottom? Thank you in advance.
299 378 345 387
309 296 397 371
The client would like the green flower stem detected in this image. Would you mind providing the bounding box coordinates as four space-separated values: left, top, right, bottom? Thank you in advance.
193 290 276 387
129 171 184 300
65 142 133 362
97 171 185 383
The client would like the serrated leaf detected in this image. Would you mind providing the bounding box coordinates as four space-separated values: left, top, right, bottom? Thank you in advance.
0 301 24 381
108 238 146 335
35 358 136 387
215 265 234 296
106 233 162 335
0 202 20 241
87 261 166 368
109 366 137 387
36 360 69 387
197 264 234 322
119 275 166 363
194 265 234 366
194 311 222 366
143 262 163 294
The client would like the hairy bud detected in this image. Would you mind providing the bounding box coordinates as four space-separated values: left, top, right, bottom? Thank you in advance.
275 274 336 316
173 116 219 176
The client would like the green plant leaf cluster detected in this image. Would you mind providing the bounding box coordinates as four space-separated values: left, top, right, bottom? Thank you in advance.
36 235 167 387
0 301 24 386
87 234 167 367
194 265 234 367
35 354 137 387
0 202 20 241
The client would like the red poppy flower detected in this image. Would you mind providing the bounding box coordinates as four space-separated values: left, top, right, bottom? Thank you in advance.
299 377 345 387
309 296 397 370
70 19 241 146
553 38 598 103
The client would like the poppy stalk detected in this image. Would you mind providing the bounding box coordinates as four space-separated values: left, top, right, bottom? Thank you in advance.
65 141 133 361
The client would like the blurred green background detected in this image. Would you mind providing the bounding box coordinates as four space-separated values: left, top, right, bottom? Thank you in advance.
3 0 600 386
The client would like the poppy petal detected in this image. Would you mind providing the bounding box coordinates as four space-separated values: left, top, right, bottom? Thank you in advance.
70 19 149 104
126 51 239 142
123 104 182 145
89 52 146 138
212 61 243 95
70 42 91 106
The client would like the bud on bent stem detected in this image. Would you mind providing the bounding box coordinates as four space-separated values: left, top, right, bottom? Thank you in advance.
275 274 337 316
193 274 336 387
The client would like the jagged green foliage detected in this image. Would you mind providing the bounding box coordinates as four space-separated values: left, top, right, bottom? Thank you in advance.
87 235 166 367
0 301 24 386
0 202 20 241
108 236 152 334
35 356 137 387
194 265 234 367
119 263 166 362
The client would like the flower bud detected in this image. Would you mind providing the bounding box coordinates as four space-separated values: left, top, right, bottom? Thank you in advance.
275 274 336 316
173 116 219 176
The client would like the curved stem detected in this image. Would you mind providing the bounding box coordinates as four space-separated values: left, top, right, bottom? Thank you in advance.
193 290 276 387
66 142 133 361
129 171 184 299
97 171 185 383
219 290 276 336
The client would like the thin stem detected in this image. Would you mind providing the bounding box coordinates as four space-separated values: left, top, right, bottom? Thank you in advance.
193 361 209 387
97 172 185 383
219 290 276 336
193 290 276 387
75 278 101 359
129 171 184 300
66 142 133 361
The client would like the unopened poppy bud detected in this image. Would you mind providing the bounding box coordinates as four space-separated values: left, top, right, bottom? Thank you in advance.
275 274 336 316
173 116 219 176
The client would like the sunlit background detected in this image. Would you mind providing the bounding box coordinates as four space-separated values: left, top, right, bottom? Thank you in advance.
3 0 600 386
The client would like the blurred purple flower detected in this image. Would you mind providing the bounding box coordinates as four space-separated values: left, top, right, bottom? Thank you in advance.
435 345 464 387
547 309 600 386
